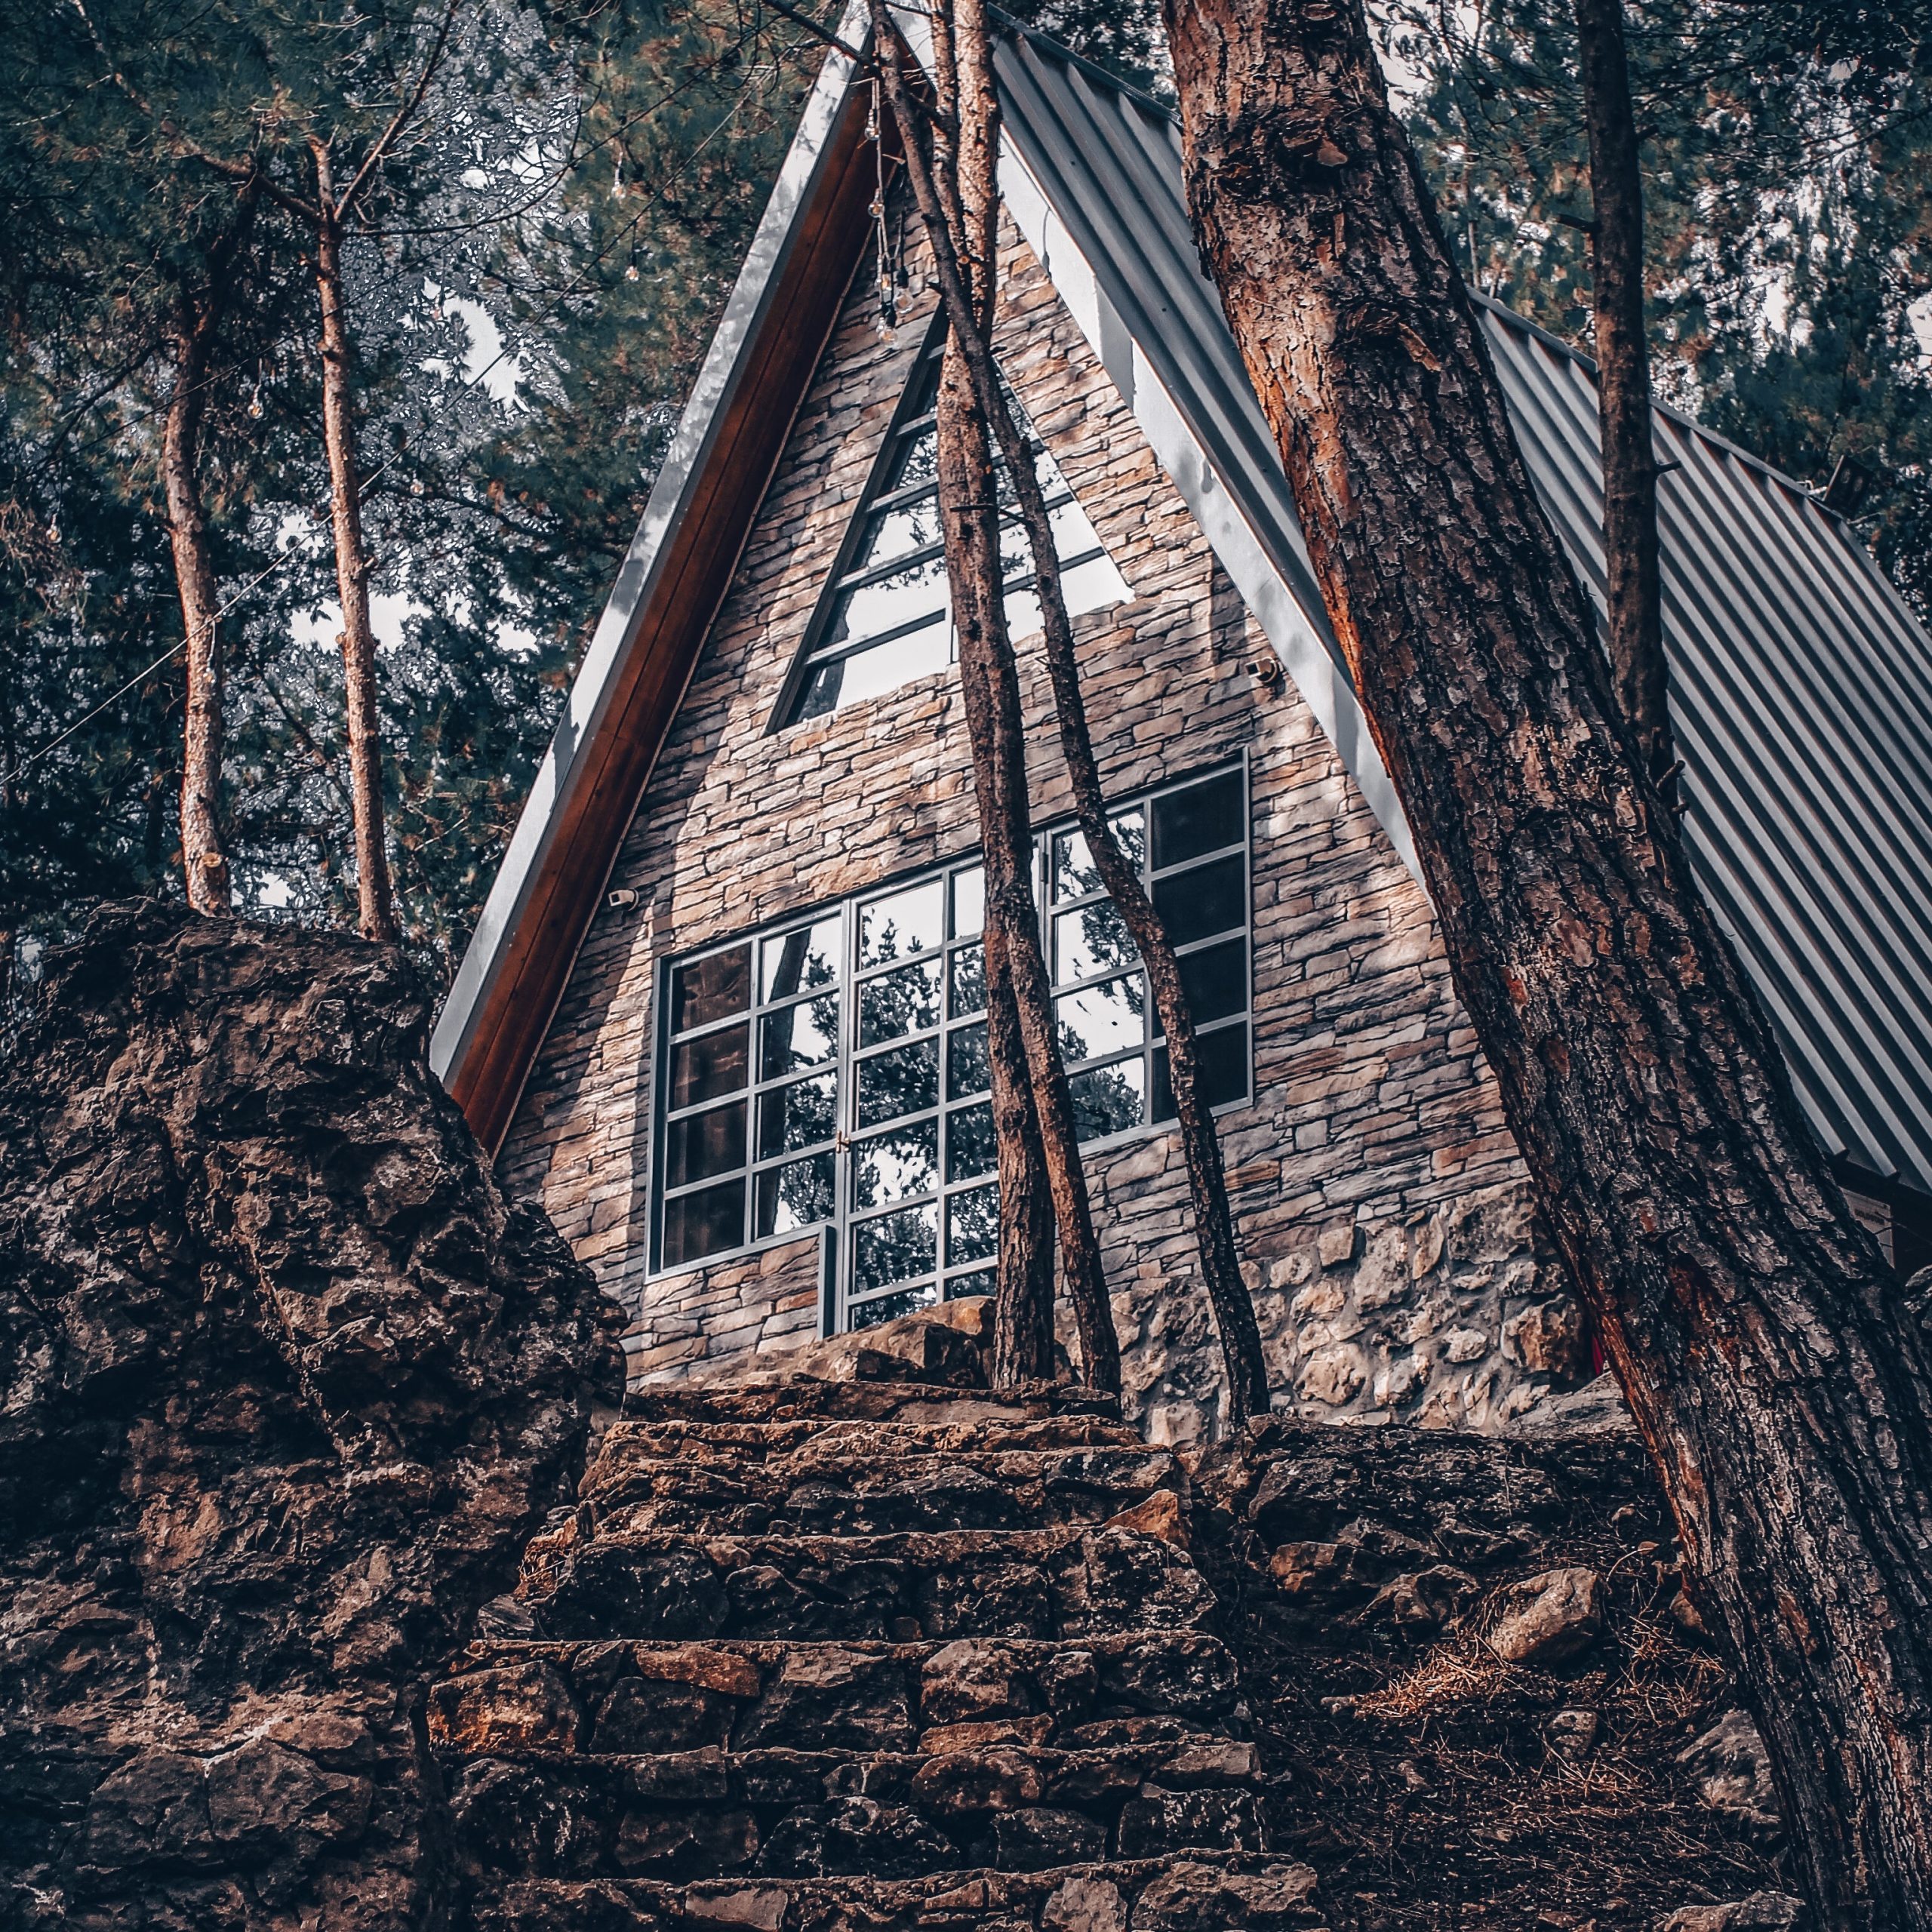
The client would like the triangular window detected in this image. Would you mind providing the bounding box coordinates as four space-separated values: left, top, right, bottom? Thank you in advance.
776 331 1130 727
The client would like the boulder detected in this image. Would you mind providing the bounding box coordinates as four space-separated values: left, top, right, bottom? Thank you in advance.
1487 1565 1603 1665
1659 1890 1807 1930
1678 1708 1783 1830
0 903 625 1930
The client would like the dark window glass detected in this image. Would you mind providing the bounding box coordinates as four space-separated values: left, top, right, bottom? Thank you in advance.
948 1183 999 1266
662 1177 745 1267
947 1022 990 1101
854 1203 938 1291
755 1155 835 1238
1152 852 1245 948
859 958 942 1045
669 1021 749 1109
1151 770 1244 872
1055 977 1145 1064
761 916 840 1001
760 995 838 1077
1152 1021 1250 1121
852 1281 941 1328
1177 937 1247 1027
947 1267 995 1301
758 1072 837 1159
855 1038 940 1128
947 1100 995 1182
1054 900 1135 983
949 943 986 1017
663 1099 745 1190
671 945 749 1032
1069 1060 1145 1142
853 1119 940 1209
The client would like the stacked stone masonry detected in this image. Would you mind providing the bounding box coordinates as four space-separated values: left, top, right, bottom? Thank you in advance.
498 202 1589 1438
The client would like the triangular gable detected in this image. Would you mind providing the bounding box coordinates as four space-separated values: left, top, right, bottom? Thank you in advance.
435 8 1932 1204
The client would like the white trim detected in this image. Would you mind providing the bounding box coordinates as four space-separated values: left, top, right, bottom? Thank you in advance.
995 141 1423 883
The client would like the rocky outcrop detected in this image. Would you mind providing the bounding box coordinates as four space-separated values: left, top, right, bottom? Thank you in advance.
0 903 626 1930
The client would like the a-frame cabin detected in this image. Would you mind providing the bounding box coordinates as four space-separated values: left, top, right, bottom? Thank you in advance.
433 12 1932 1438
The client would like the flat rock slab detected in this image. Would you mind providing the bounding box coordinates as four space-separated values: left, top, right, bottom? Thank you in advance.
474 1855 1322 1931
518 1529 1216 1642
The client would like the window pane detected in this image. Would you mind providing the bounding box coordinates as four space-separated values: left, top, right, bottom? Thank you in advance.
795 620 950 721
853 1119 940 1209
1152 770 1244 872
761 994 839 1077
662 1177 745 1268
948 1183 999 1267
1054 900 1136 985
856 1038 940 1127
663 1099 745 1190
852 1281 941 1329
1060 549 1132 620
860 880 946 965
1152 852 1244 948
854 495 943 572
949 942 986 1017
1056 977 1146 1063
826 550 949 651
885 423 939 493
947 1268 995 1301
1069 1060 1146 1141
947 1100 995 1182
859 958 942 1045
761 916 841 1001
854 1202 938 1292
669 1021 749 1109
671 945 749 1033
755 1155 835 1238
1152 1022 1250 1121
758 1072 837 1159
1177 937 1247 1028
1051 810 1143 901
951 866 984 939
947 1021 990 1101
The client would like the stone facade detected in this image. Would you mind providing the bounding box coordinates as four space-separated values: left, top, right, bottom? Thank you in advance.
497 208 1590 1437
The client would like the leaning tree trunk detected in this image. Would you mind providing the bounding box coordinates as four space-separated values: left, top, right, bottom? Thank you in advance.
161 300 234 915
1161 0 1932 1922
1573 0 1675 794
923 5 1118 1391
312 143 399 946
947 0 1271 1426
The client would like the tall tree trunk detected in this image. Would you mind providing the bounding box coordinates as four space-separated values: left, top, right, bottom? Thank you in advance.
161 301 234 915
312 140 399 946
924 7 1118 1392
1161 0 1932 1924
1574 0 1675 795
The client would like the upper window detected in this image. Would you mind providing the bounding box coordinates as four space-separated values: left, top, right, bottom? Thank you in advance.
653 765 1253 1331
777 331 1130 726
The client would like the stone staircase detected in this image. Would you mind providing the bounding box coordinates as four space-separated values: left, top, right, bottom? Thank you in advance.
431 1377 1324 1931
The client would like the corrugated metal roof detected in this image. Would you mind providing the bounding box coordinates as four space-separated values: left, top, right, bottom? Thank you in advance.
995 24 1932 1197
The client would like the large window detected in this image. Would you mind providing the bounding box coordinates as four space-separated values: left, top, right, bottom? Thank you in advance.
653 764 1253 1328
776 331 1129 726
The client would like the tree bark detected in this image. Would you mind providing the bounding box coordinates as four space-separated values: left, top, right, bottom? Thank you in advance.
1161 0 1932 1923
161 298 233 915
922 8 1117 1391
949 0 1270 1426
1573 0 1675 795
312 140 399 946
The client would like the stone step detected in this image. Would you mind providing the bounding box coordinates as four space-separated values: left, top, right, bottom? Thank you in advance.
444 1738 1268 1881
432 1634 1248 1758
623 1380 1120 1430
472 1855 1323 1931
579 1443 1183 1537
515 1527 1214 1643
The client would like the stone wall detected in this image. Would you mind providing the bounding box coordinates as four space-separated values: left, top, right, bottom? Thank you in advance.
500 202 1588 1438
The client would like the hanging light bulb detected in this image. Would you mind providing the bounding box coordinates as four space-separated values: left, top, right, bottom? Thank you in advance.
625 261 640 282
